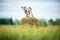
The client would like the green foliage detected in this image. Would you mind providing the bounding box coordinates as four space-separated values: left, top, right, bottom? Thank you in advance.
48 19 60 26
48 19 55 25
38 19 47 27
0 25 59 40
54 19 60 26
0 18 60 26
0 18 14 25
0 30 19 40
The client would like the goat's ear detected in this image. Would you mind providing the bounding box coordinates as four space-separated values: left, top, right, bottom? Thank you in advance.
29 7 31 9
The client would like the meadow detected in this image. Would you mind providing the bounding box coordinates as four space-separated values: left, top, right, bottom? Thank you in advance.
0 25 60 40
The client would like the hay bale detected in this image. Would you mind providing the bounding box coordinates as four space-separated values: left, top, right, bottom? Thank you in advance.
21 17 38 28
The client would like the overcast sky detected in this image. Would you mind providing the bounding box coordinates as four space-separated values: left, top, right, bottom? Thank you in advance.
0 0 60 20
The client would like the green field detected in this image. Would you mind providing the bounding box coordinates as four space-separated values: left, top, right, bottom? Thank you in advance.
0 25 60 40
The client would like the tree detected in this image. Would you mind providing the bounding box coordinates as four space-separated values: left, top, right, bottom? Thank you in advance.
54 19 60 26
9 18 14 25
38 19 47 27
0 18 14 25
48 19 54 25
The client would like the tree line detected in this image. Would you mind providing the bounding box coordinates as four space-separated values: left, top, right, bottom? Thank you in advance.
0 18 60 26
38 19 60 26
0 18 14 25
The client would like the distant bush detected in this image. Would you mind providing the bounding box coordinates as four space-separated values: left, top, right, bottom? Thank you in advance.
38 19 47 27
48 19 60 26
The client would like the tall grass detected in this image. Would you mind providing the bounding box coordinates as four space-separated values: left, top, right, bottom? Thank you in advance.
0 25 60 40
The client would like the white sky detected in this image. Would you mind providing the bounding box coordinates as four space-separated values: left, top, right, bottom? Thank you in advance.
0 0 60 20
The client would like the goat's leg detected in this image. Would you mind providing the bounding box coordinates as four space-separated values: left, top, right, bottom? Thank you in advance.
31 13 33 17
29 12 30 17
26 14 29 17
31 11 33 17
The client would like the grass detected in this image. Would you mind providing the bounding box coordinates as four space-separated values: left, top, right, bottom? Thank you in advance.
0 25 60 40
